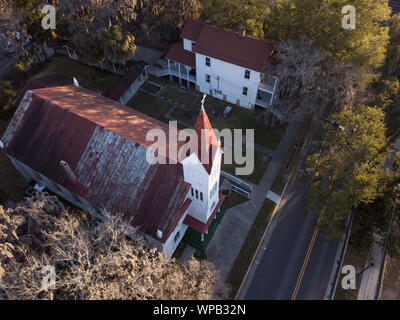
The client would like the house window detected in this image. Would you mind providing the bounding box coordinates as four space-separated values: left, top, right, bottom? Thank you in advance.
191 187 194 197
242 87 248 96
174 231 180 243
205 74 210 83
200 192 203 201
195 189 199 199
244 69 250 79
191 42 195 50
205 57 210 66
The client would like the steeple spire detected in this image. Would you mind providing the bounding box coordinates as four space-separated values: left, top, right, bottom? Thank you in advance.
193 100 223 174
200 94 206 110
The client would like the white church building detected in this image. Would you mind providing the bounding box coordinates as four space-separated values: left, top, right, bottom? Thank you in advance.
160 20 278 110
0 78 226 258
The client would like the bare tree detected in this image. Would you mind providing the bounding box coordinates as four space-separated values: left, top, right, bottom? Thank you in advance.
0 193 228 300
54 0 138 36
260 38 365 125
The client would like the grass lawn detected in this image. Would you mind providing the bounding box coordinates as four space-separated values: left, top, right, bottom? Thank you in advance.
222 151 270 185
161 86 199 107
226 198 277 298
141 81 163 95
334 239 370 300
32 56 121 95
270 114 313 195
222 192 250 209
126 91 171 122
135 80 285 150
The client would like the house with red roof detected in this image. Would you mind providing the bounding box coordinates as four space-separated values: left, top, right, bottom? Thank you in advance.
0 81 225 258
158 20 277 109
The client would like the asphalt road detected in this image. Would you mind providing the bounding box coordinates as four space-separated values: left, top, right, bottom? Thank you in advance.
244 177 340 300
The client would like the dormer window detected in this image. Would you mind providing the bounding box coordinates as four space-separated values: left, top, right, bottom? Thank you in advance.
205 57 210 67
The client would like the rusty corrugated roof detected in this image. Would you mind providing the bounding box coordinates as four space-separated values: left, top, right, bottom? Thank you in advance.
1 86 191 243
14 73 73 108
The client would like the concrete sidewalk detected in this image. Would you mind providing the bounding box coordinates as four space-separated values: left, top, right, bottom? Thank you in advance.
357 235 384 300
206 116 304 281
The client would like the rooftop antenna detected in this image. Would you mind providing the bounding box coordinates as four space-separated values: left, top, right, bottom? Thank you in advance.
200 94 206 110
73 77 79 87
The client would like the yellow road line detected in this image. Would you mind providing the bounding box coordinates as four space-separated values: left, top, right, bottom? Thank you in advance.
291 211 324 300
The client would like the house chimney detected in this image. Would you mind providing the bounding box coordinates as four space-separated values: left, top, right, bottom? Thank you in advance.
239 26 246 37
60 160 77 183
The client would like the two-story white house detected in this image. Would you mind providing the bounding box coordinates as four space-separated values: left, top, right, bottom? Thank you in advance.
162 20 278 110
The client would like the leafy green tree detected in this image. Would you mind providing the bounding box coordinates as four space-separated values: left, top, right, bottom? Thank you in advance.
306 105 389 239
102 25 136 65
351 156 400 256
0 81 16 119
264 0 391 68
74 32 105 65
201 0 271 37
386 13 400 76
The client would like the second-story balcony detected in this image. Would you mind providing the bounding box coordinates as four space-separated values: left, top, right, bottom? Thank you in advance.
258 74 278 94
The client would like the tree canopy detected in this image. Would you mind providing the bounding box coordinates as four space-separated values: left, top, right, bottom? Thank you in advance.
306 105 389 239
264 0 390 68
103 25 136 65
0 193 228 299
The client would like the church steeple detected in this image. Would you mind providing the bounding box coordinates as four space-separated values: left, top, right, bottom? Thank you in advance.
193 95 223 173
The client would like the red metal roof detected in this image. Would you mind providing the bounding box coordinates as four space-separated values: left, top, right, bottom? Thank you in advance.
180 20 274 72
183 193 226 234
181 20 204 42
1 86 191 243
107 60 146 101
14 73 72 108
193 108 223 174
165 41 196 68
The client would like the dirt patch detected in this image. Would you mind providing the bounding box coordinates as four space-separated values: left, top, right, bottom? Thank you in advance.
0 119 29 203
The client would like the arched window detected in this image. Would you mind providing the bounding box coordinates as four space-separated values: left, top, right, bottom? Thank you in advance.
191 187 194 197
195 189 199 199
200 192 203 201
